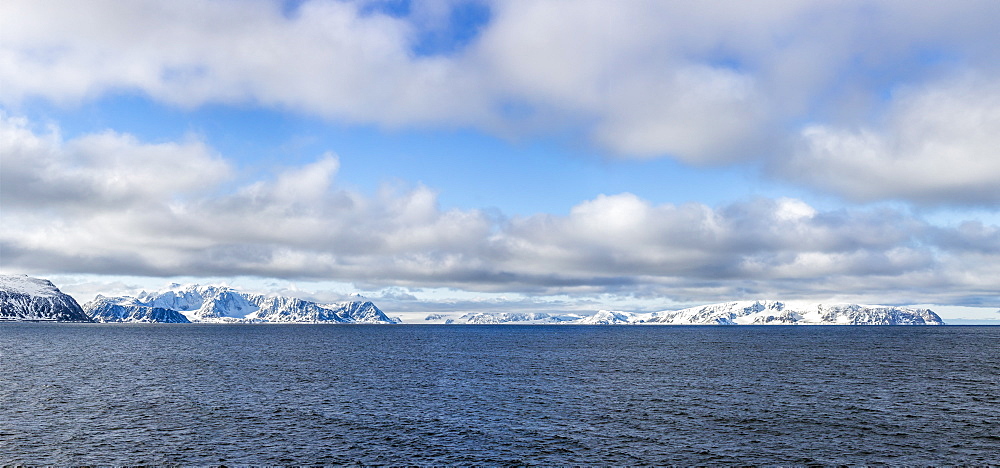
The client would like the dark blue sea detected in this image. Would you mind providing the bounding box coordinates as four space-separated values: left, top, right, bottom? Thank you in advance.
1 324 998 465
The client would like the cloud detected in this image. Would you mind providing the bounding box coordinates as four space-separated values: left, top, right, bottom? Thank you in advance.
0 113 231 210
0 0 486 124
2 0 999 305
3 0 999 185
0 114 498 281
593 65 771 162
499 194 935 284
785 75 1000 205
2 116 997 306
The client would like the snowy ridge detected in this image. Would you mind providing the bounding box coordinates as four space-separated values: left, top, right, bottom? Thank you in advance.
95 284 399 323
578 310 639 325
85 295 191 323
445 311 582 324
813 304 944 325
0 274 92 322
646 301 944 325
427 300 945 325
648 300 793 325
137 284 258 321
243 295 395 323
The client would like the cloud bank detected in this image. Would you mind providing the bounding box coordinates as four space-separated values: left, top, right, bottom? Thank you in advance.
3 0 1000 206
2 116 997 306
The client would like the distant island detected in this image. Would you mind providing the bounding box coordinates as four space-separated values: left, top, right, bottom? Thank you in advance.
1 274 944 325
433 302 944 325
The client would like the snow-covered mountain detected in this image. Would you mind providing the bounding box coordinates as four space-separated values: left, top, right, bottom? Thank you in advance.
578 310 639 325
646 301 944 325
242 294 394 323
85 296 191 323
810 303 945 325
0 274 92 322
136 285 259 321
88 284 400 323
427 300 944 325
445 311 582 324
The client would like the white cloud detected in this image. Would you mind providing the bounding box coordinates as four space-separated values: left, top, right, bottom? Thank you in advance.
0 0 486 124
0 114 497 280
500 195 938 283
593 65 771 162
787 76 1000 205
4 0 998 189
3 0 1000 309
4 115 997 306
271 154 340 202
0 113 231 209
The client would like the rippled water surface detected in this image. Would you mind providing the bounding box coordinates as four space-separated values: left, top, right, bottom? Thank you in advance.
2 324 998 465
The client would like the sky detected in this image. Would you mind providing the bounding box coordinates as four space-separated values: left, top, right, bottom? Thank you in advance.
1 0 998 322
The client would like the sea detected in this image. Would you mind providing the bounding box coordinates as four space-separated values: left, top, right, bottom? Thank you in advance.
1 323 998 465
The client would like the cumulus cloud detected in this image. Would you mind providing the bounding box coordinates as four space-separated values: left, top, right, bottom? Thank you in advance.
593 65 771 162
499 194 935 285
0 113 231 210
0 0 486 124
2 117 997 306
0 114 498 281
2 0 999 304
785 76 1000 205
3 0 999 201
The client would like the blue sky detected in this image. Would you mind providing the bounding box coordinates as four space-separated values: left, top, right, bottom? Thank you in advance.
1 0 998 321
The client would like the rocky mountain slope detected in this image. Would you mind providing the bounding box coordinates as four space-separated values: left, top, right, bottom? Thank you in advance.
0 274 92 322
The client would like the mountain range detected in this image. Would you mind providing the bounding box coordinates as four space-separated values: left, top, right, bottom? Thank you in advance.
0 275 397 324
86 283 400 324
1 274 944 325
433 300 944 325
